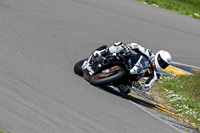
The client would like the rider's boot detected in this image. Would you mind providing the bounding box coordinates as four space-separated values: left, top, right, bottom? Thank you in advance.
117 81 132 94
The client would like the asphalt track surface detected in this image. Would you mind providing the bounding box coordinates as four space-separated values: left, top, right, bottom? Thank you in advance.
0 0 200 133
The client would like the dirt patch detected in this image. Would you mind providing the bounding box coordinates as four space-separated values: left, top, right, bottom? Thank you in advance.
151 84 174 110
150 84 197 128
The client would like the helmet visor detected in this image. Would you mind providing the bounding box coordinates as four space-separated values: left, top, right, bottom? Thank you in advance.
157 54 169 69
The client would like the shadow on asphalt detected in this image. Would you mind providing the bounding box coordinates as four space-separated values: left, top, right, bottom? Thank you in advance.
97 85 200 133
98 85 155 109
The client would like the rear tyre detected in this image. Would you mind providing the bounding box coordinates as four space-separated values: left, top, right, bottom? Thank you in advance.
89 70 124 86
74 59 87 76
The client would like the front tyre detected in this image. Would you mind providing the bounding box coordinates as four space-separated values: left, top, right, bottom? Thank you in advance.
89 70 124 86
74 59 87 76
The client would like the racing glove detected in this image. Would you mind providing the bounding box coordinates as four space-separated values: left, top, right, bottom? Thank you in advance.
93 50 103 57
93 48 110 57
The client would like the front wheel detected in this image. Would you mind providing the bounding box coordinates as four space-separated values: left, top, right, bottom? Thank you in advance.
89 70 124 86
74 59 87 76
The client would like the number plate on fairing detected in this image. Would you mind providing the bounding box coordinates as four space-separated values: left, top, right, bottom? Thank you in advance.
82 61 94 75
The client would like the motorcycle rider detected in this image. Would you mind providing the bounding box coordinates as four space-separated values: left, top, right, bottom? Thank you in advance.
93 42 171 92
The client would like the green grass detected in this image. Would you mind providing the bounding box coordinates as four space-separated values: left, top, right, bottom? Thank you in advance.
0 129 6 133
157 73 200 129
138 0 200 19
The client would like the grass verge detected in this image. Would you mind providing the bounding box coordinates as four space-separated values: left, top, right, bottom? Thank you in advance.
138 0 200 20
153 73 200 129
0 129 6 133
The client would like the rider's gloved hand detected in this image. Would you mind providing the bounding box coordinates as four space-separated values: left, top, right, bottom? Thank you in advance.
93 50 102 57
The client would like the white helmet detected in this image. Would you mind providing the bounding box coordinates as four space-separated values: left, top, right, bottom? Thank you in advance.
155 50 171 71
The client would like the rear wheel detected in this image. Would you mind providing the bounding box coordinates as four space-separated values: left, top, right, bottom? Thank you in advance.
89 69 124 86
74 59 87 76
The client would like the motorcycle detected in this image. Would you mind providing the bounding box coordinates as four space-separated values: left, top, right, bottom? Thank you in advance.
74 45 150 94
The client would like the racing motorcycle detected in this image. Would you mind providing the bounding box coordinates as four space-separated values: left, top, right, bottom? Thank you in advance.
74 45 150 94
